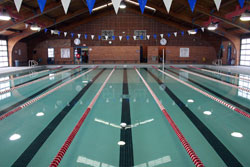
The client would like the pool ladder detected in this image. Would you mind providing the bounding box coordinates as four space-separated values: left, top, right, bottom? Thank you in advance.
28 60 38 67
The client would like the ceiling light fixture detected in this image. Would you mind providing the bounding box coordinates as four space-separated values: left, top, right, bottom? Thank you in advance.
30 24 41 31
240 12 250 21
120 1 127 9
188 30 197 35
207 23 218 31
0 9 11 21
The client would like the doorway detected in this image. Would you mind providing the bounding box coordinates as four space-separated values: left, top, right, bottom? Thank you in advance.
158 47 166 63
140 46 148 63
74 47 88 64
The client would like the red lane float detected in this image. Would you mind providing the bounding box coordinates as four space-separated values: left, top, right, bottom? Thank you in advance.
0 67 96 121
189 65 250 82
172 66 250 93
0 67 80 95
49 66 63 71
152 66 250 119
188 65 201 70
49 67 116 167
135 67 204 167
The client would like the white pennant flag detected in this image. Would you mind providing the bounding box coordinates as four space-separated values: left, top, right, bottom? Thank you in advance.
105 36 108 40
78 34 81 38
112 0 122 14
119 36 123 41
133 36 136 40
214 0 221 11
163 0 173 13
160 34 164 38
91 35 94 40
201 27 205 32
25 23 29 28
51 30 54 35
61 0 71 14
64 32 67 37
147 35 150 40
187 31 191 35
14 0 23 12
174 32 177 37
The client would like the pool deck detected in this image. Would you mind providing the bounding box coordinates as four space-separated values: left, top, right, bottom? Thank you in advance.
0 66 45 77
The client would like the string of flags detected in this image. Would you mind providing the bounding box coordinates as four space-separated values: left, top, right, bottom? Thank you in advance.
14 0 246 14
43 27 206 41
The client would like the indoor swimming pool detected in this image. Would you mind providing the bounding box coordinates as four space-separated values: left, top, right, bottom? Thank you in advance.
0 66 249 167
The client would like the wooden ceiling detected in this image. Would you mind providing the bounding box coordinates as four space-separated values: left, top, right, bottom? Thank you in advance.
0 0 249 40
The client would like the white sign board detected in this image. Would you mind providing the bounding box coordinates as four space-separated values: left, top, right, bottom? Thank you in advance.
61 48 70 58
180 48 189 57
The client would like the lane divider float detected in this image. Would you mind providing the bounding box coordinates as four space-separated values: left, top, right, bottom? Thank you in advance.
49 66 63 71
189 65 250 82
153 66 250 119
172 66 250 93
49 67 116 167
0 66 80 95
135 67 204 167
0 66 94 121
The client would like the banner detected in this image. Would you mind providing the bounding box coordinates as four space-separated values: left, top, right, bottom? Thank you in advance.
37 0 47 13
61 0 71 14
239 0 245 8
188 0 197 12
138 0 147 13
112 0 122 14
86 0 96 14
213 0 221 11
14 0 23 12
163 0 172 13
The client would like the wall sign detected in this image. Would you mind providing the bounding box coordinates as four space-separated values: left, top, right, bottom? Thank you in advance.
180 48 189 57
101 30 114 40
134 30 146 40
61 48 70 58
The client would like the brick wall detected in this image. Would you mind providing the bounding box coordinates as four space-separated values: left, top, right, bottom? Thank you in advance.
221 41 237 65
12 42 28 66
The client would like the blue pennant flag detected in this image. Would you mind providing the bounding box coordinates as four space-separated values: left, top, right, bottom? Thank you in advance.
58 31 60 36
188 0 197 12
85 34 88 39
195 29 198 33
239 0 245 8
181 31 184 36
86 0 96 14
126 35 130 40
137 0 147 13
71 33 74 38
44 28 48 33
140 35 144 40
37 0 47 13
98 35 101 40
168 33 171 37
112 36 115 40
153 34 157 39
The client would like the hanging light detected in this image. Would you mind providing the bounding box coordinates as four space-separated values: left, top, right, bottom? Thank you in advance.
120 1 126 9
240 12 250 21
0 9 11 21
207 23 218 31
188 30 197 35
30 24 41 31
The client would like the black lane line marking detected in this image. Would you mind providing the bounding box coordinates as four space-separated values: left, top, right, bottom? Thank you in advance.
0 69 86 116
167 69 250 114
119 69 134 167
146 69 243 167
11 68 66 88
185 68 239 86
12 69 105 167
203 67 238 76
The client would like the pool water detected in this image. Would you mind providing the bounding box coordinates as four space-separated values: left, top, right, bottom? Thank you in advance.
0 67 249 167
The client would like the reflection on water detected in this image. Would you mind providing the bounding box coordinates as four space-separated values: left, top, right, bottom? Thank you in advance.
76 155 115 167
0 76 11 100
238 74 250 100
134 155 171 167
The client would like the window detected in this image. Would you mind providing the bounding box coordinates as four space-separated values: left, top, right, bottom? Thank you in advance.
238 74 250 100
0 40 8 67
48 48 54 58
61 48 70 58
0 77 11 100
240 38 250 66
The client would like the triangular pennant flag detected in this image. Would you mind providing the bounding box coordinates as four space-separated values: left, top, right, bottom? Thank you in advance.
84 34 87 39
239 0 245 8
112 0 122 14
44 28 48 33
195 28 198 33
214 0 221 11
174 32 177 37
188 31 191 35
37 0 47 13
78 34 81 38
61 0 71 14
181 31 184 36
86 0 96 14
71 33 74 38
133 36 136 40
64 32 67 37
163 0 173 13
50 30 54 35
160 34 164 38
188 0 197 12
98 35 101 40
147 35 150 40
112 36 115 40
119 36 123 41
126 35 130 40
140 35 143 40
25 23 29 28
14 0 23 12
137 0 147 13
91 35 94 40
153 34 157 39
168 33 171 37
58 31 60 36
201 27 205 32
105 35 108 40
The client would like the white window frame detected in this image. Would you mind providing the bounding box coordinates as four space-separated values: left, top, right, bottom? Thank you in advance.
48 48 55 58
240 38 250 66
0 40 8 67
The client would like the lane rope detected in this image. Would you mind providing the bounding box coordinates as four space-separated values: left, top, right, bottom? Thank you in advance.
153 66 250 119
172 66 250 93
0 66 95 121
49 67 116 167
189 65 250 82
0 66 80 95
135 67 204 167
49 66 63 71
